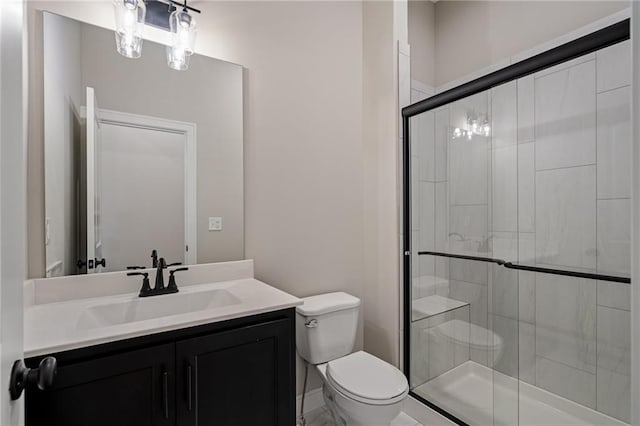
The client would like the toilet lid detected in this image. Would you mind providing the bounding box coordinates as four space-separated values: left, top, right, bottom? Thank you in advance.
326 351 408 403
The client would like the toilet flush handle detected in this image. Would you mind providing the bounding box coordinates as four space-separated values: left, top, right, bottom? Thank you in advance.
305 319 318 328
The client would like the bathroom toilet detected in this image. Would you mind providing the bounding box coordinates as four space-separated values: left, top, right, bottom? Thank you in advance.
296 292 409 426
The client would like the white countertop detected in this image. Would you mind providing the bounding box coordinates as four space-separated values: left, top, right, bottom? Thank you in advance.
24 276 302 358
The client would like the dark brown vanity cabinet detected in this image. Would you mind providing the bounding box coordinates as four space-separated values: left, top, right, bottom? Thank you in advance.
26 309 295 426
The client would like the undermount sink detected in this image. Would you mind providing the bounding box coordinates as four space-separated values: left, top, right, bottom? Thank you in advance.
78 289 242 329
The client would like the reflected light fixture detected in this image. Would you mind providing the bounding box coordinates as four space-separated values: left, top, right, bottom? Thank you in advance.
167 1 198 71
452 113 491 140
113 0 146 58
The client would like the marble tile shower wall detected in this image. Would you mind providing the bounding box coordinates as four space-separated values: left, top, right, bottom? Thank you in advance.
410 41 631 423
410 94 450 300
517 41 631 423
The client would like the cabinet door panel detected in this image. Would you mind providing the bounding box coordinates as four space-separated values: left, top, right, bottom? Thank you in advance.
26 343 175 426
177 319 294 426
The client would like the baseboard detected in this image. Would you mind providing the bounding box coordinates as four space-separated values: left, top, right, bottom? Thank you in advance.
296 387 325 416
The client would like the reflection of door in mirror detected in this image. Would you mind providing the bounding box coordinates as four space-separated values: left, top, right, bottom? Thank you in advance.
86 86 102 274
43 14 84 278
95 108 196 273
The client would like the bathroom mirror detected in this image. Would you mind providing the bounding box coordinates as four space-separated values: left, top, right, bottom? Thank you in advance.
32 11 244 277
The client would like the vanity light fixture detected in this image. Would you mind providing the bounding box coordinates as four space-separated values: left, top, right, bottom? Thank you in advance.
113 0 146 58
113 0 200 71
166 0 199 71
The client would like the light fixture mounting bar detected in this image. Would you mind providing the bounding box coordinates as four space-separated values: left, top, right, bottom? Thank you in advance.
168 0 201 14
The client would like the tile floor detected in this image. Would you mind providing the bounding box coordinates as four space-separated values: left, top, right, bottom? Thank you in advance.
302 406 423 426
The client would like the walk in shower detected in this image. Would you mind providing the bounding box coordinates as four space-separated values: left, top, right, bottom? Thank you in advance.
403 19 631 426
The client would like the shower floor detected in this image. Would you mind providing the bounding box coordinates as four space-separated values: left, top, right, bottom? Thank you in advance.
413 361 627 426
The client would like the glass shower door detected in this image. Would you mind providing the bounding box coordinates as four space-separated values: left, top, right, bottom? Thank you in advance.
409 86 520 425
406 26 631 426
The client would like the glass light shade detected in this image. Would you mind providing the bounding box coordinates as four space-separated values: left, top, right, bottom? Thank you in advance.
113 0 146 59
166 45 191 71
167 9 197 71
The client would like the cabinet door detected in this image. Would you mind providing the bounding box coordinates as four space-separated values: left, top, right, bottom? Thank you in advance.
176 318 295 426
26 343 175 426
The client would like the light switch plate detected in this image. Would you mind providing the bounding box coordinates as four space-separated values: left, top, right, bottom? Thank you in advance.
208 217 222 231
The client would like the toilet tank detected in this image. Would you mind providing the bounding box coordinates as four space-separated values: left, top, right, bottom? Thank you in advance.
296 292 360 365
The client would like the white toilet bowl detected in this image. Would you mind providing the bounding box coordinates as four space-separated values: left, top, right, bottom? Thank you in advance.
315 351 409 426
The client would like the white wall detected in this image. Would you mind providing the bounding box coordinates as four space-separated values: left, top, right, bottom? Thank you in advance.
42 12 82 276
408 0 435 87
434 1 628 86
363 0 397 367
362 0 409 369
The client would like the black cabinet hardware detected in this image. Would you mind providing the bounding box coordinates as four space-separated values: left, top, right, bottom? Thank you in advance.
9 357 57 400
94 258 106 268
186 364 193 411
163 371 170 419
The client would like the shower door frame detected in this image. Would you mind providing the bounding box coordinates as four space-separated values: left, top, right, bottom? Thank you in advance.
401 19 631 425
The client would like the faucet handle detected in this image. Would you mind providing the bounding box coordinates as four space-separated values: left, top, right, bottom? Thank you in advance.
166 262 182 267
126 266 145 270
167 267 189 292
127 272 152 296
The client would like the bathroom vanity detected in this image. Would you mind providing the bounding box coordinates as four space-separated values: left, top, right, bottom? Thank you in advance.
22 261 301 426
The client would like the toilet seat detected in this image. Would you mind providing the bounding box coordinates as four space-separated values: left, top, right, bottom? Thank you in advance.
326 351 408 405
